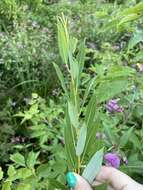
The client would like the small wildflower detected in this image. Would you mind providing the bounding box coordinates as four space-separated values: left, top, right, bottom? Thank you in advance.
96 132 106 140
136 63 143 72
123 157 128 165
104 153 120 168
106 99 123 113
11 136 26 144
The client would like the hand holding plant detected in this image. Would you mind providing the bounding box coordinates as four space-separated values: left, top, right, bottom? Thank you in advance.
68 166 143 190
54 13 104 188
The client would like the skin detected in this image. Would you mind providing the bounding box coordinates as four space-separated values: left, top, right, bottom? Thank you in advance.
73 166 143 190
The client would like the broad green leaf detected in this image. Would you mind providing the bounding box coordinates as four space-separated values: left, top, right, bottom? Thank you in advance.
53 63 68 95
130 133 142 150
103 122 115 145
17 168 32 179
107 66 136 79
121 160 143 174
2 181 12 190
68 101 79 128
48 179 68 190
128 30 143 49
7 165 16 177
26 151 39 168
16 184 31 190
0 167 3 180
76 124 87 156
57 15 69 64
36 164 50 178
10 153 25 167
82 148 104 184
96 80 130 103
134 50 143 61
119 127 134 148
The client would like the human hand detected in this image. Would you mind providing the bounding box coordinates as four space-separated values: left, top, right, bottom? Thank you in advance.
66 166 143 190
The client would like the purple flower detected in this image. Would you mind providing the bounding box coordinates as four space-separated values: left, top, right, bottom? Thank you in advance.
104 153 120 168
106 99 123 113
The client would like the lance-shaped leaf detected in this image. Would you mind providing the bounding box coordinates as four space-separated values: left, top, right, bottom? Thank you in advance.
70 37 78 54
64 108 77 170
82 148 104 184
77 40 86 77
57 14 69 64
68 101 79 128
76 123 87 156
69 55 79 80
53 63 68 95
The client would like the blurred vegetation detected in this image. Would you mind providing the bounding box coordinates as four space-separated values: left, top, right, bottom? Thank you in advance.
1 0 143 189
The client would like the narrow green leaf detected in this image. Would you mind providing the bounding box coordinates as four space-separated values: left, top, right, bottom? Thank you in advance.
57 15 69 64
77 40 86 76
64 108 77 170
70 37 78 53
69 56 79 80
82 148 104 184
81 95 98 162
10 153 25 167
76 124 87 156
53 63 68 95
68 101 79 128
103 123 115 145
81 77 95 108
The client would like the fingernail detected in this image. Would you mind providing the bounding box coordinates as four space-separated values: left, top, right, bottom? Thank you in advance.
66 172 77 188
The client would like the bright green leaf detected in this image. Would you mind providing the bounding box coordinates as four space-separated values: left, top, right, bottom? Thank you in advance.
76 124 87 156
82 148 104 184
10 153 25 167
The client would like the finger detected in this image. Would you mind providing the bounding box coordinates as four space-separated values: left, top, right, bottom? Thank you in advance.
66 172 92 190
74 173 92 190
93 166 143 190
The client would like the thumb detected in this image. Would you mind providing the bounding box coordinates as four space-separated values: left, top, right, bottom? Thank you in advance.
66 172 92 190
93 166 143 190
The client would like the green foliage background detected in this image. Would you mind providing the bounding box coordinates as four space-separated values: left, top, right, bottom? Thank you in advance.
1 0 143 189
